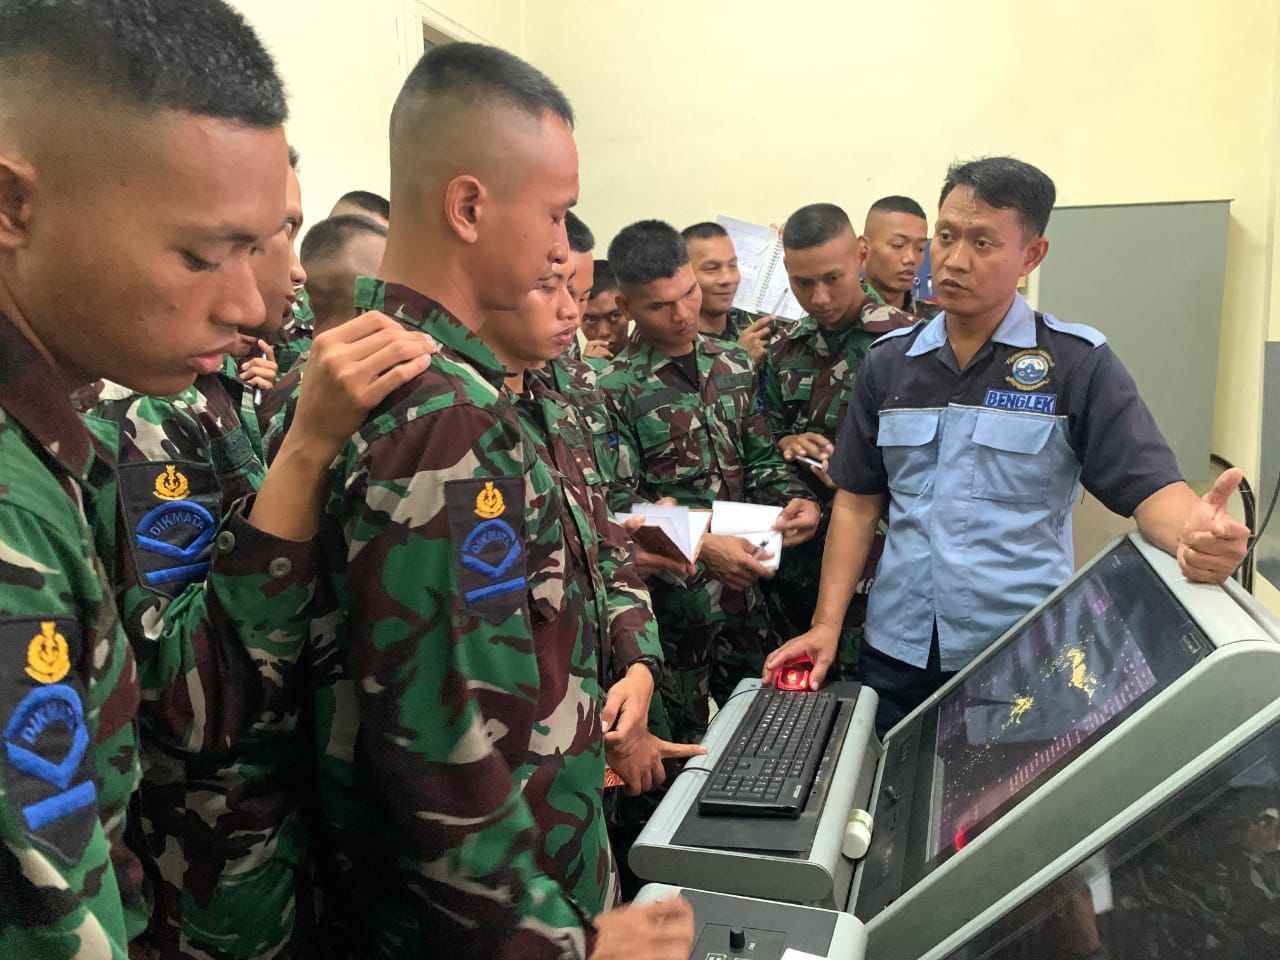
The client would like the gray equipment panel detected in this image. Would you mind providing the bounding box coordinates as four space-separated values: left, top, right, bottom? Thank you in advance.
851 534 1280 960
924 696 1280 959
630 681 881 907
635 883 867 960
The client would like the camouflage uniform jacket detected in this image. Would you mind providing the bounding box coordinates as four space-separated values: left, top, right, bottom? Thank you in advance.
0 315 144 959
517 370 662 688
598 334 811 625
763 301 918 498
257 352 307 464
274 291 314 376
702 307 755 344
311 278 610 960
82 370 320 959
529 356 616 485
862 279 940 322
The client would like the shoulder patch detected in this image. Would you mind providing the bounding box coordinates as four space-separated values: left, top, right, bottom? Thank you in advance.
445 478 527 625
1 617 98 865
1040 313 1107 348
871 321 925 348
118 460 222 598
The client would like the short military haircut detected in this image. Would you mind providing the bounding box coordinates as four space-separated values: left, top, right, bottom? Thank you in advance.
300 215 388 266
335 190 389 221
391 42 573 139
868 195 927 220
589 260 618 298
566 211 594 253
939 157 1056 238
782 203 853 251
608 220 689 287
0 0 286 126
681 221 728 243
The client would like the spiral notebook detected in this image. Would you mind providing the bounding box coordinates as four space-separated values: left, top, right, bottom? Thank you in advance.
716 214 806 321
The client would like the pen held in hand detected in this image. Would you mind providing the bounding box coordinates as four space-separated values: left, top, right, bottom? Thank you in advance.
795 454 827 470
750 538 771 560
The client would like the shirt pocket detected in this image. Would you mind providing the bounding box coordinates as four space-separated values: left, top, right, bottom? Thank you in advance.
635 407 709 486
877 409 940 496
970 410 1056 504
778 367 814 408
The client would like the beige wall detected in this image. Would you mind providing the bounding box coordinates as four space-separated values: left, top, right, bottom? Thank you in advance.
230 0 523 231
523 0 1278 490
235 0 1280 597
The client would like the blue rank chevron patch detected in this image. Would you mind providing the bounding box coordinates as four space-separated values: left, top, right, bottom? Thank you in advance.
984 389 1058 415
118 460 224 598
445 477 527 624
1 618 98 865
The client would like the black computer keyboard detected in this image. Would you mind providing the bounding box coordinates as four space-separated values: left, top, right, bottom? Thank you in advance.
697 687 839 819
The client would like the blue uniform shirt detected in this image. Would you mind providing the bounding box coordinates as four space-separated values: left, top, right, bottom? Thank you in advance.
829 295 1183 671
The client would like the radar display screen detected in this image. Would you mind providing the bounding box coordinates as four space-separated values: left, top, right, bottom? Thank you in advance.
929 541 1209 865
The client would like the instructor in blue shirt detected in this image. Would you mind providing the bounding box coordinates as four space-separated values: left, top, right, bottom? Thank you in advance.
765 157 1250 735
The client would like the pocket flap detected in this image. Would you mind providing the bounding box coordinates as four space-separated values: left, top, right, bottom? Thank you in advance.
877 410 940 448
971 409 1055 455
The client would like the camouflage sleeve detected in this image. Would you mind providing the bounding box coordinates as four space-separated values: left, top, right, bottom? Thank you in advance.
594 502 662 683
89 396 317 757
0 502 135 960
338 408 593 959
742 398 812 507
762 345 788 439
601 382 642 514
256 364 302 463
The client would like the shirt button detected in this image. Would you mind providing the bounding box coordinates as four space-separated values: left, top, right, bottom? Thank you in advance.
216 531 236 553
268 557 293 578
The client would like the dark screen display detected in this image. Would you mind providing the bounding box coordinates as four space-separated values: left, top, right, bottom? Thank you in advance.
929 541 1208 864
943 719 1280 960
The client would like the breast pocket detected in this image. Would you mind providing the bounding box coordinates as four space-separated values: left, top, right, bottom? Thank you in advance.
877 410 940 496
635 408 708 485
778 368 814 407
970 410 1056 504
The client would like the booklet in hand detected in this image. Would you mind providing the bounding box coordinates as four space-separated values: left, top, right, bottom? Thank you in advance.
710 500 784 572
616 504 712 564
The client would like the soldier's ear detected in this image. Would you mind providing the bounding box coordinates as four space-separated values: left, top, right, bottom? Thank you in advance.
442 173 484 245
0 152 36 252
614 291 632 321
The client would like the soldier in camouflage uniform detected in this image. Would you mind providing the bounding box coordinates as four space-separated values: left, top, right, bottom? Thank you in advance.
683 221 785 370
579 261 630 374
530 214 621 485
860 195 941 321
599 220 821 744
306 44 694 960
0 2 305 954
482 256 706 784
0 313 145 960
762 203 917 678
257 213 389 450
80 151 431 958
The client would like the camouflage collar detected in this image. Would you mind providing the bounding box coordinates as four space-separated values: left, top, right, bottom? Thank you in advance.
0 312 97 481
353 276 508 386
861 278 908 311
621 332 726 378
